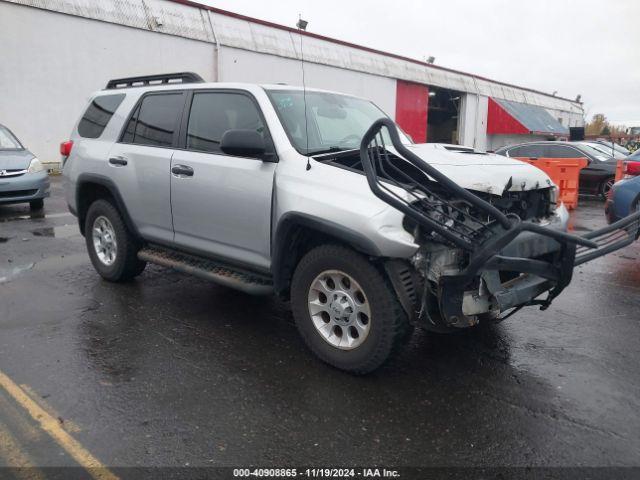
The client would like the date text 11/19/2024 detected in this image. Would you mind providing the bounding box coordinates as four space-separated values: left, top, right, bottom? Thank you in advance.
233 468 401 478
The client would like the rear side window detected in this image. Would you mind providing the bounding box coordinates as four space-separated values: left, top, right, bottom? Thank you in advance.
544 145 580 158
511 145 543 158
121 93 184 147
186 92 268 154
78 94 125 138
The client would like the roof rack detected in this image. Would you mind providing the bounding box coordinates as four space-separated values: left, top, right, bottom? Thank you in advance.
105 72 204 90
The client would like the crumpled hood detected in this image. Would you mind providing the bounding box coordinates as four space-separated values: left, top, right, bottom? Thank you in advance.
0 150 34 170
402 144 554 195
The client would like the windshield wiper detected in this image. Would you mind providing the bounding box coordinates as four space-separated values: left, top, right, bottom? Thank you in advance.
307 146 349 157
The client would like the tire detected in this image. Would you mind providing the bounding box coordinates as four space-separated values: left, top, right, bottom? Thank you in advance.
291 244 411 374
85 199 146 282
29 199 44 210
600 177 615 199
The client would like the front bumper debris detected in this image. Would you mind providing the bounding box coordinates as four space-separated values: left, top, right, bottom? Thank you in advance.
360 118 640 325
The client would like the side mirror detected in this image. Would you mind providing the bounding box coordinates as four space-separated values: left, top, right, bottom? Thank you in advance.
220 130 267 159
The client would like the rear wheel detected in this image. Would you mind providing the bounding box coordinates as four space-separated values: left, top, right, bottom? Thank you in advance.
600 177 615 199
29 199 44 210
85 199 146 282
291 244 411 374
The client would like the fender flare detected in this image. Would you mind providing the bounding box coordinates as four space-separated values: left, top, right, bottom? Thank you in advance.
271 212 381 295
76 173 140 238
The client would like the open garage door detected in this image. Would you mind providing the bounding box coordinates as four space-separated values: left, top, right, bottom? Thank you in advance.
426 86 462 144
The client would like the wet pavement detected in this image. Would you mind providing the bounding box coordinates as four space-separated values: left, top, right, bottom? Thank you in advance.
0 176 639 474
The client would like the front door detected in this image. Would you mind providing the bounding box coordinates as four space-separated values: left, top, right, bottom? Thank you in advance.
170 90 276 271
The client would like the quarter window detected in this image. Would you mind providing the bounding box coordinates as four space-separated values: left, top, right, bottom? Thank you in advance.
186 92 268 154
78 94 125 138
121 93 183 147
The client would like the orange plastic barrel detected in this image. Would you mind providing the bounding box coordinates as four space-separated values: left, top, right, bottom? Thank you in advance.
515 157 588 210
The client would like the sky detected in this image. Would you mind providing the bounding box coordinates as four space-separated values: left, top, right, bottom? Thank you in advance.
196 0 640 126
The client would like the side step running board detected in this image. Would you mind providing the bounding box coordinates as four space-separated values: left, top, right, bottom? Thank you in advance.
138 246 273 295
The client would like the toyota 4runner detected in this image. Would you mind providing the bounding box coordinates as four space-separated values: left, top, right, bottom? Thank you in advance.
63 72 640 374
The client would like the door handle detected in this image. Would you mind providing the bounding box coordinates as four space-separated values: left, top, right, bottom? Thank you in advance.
109 157 128 166
171 165 194 177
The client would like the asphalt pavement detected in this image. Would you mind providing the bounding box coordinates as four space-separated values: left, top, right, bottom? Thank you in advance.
0 176 639 478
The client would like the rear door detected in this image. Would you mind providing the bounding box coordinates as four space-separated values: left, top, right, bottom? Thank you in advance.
170 90 277 271
107 91 185 243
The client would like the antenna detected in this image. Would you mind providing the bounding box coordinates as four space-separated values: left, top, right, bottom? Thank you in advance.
297 14 311 171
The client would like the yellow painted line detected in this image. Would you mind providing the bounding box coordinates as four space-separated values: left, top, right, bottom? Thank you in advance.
0 419 46 480
20 384 82 434
0 370 119 480
0 392 43 442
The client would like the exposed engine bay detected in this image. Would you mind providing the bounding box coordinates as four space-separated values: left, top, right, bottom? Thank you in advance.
318 145 564 331
341 119 640 333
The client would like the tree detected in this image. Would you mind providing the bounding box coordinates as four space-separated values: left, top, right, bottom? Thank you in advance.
585 114 628 138
586 114 607 135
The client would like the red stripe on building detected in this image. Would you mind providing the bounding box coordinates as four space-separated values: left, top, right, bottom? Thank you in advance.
395 80 429 143
486 97 529 135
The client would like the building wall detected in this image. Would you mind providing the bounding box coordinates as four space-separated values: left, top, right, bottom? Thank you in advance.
459 94 489 151
0 1 216 163
218 46 397 118
0 0 583 163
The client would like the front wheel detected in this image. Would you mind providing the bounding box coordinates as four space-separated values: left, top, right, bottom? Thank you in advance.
291 245 411 374
85 199 146 282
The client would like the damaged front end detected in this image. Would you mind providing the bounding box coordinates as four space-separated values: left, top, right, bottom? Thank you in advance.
362 119 640 331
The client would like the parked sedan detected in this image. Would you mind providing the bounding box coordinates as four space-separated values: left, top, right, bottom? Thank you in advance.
0 124 49 210
605 175 640 224
583 141 627 160
594 140 631 157
626 150 640 162
495 141 617 198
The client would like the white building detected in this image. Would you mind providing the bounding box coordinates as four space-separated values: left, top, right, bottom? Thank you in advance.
0 0 584 167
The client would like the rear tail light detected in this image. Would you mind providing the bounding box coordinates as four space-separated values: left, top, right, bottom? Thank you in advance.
60 140 73 157
623 161 640 178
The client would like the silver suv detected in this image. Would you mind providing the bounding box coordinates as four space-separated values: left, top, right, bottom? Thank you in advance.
63 73 640 373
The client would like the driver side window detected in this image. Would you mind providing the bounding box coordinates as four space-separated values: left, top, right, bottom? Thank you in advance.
186 92 272 155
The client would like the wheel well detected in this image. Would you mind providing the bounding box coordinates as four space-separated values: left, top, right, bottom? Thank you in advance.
272 217 381 300
77 182 115 235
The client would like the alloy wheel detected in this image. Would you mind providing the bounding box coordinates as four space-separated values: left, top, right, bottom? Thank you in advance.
92 215 118 266
307 269 371 350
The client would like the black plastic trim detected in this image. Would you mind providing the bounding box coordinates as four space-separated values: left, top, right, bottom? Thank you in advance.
105 72 204 90
75 173 140 238
272 212 382 294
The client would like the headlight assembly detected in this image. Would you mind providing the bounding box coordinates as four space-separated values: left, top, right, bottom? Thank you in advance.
28 158 44 174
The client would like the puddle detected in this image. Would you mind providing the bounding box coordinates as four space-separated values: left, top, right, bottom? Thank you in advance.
31 224 79 239
0 263 35 284
0 253 88 284
0 212 72 223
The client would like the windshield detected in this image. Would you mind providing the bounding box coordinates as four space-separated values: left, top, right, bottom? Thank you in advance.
0 126 23 150
598 142 630 155
586 143 625 159
576 143 613 161
266 89 409 156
